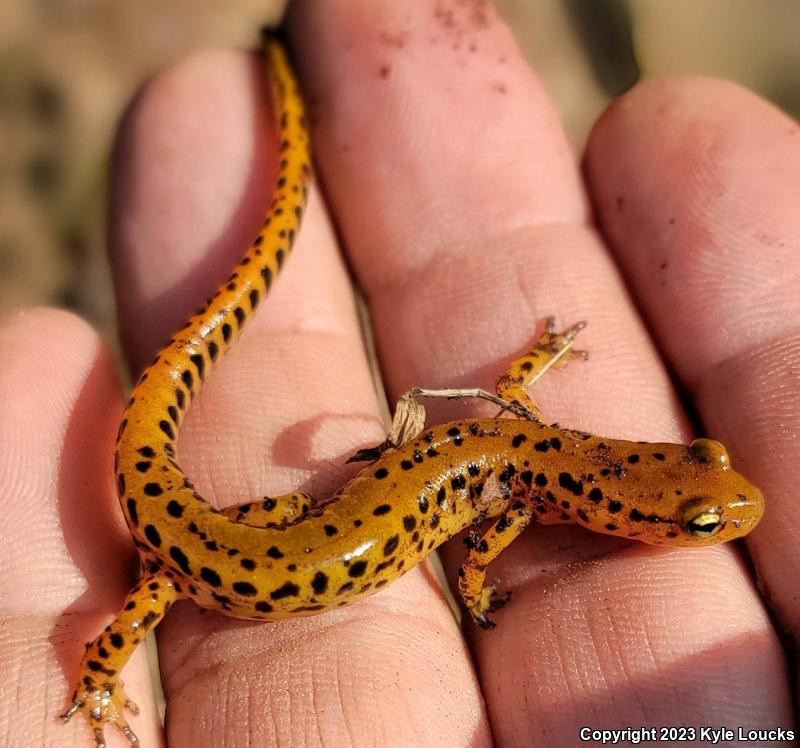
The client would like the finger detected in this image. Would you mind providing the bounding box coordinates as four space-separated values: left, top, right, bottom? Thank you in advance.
109 48 490 746
0 308 161 747
288 0 791 741
586 76 800 680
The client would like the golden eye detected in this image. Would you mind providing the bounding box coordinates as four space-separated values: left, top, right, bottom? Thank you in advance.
684 511 724 537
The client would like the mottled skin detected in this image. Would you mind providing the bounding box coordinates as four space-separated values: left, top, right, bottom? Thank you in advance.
62 37 765 747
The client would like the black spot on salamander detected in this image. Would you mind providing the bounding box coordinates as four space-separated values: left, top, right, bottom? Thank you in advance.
426 448 439 458
499 464 517 482
110 633 124 649
383 534 400 556
413 449 424 464
134 461 151 474
200 567 222 586
169 546 192 575
211 592 231 609
373 504 391 516
496 515 514 532
403 515 417 531
400 459 414 471
138 446 155 458
166 500 184 517
249 289 259 310
337 581 354 595
311 571 328 595
447 426 463 446
520 470 533 486
117 473 126 494
429 513 440 529
375 579 388 588
608 500 623 513
181 370 193 391
348 560 368 578
276 248 286 267
534 440 550 452
512 433 527 448
605 523 618 532
666 530 679 538
204 540 218 552
266 546 284 559
588 487 603 504
208 341 219 361
375 558 394 573
167 405 179 424
233 581 257 597
324 524 338 536
126 498 139 526
189 354 205 380
143 482 163 497
353 519 362 528
269 582 300 600
159 420 175 440
221 323 233 343
577 508 589 523
561 500 571 509
255 601 273 613
549 437 562 451
630 508 645 522
558 472 584 496
374 467 389 480
144 524 161 548
627 454 640 464
535 472 548 487
451 475 466 491
652 452 665 461
234 307 246 327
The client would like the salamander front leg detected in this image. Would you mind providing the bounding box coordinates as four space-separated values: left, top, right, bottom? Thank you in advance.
62 569 180 747
496 317 587 418
459 493 537 629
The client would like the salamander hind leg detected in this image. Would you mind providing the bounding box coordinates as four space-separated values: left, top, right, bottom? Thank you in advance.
62 569 180 747
222 492 314 528
459 492 538 629
496 317 588 418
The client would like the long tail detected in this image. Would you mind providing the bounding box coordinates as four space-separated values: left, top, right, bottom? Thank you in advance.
114 36 311 557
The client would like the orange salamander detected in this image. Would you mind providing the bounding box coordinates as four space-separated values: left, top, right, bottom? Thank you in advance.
61 35 765 747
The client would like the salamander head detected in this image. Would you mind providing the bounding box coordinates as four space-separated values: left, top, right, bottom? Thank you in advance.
587 437 764 546
668 438 764 546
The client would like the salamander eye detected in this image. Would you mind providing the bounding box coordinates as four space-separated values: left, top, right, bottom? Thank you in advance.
684 510 724 538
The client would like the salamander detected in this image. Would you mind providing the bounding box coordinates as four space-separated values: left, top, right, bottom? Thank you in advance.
61 35 765 747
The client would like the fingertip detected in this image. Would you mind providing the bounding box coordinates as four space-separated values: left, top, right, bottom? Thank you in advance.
110 47 279 371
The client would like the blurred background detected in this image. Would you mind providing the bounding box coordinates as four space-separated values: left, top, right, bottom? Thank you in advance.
1 0 799 357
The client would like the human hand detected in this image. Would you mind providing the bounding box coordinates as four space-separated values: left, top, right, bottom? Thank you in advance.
4 1 797 745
